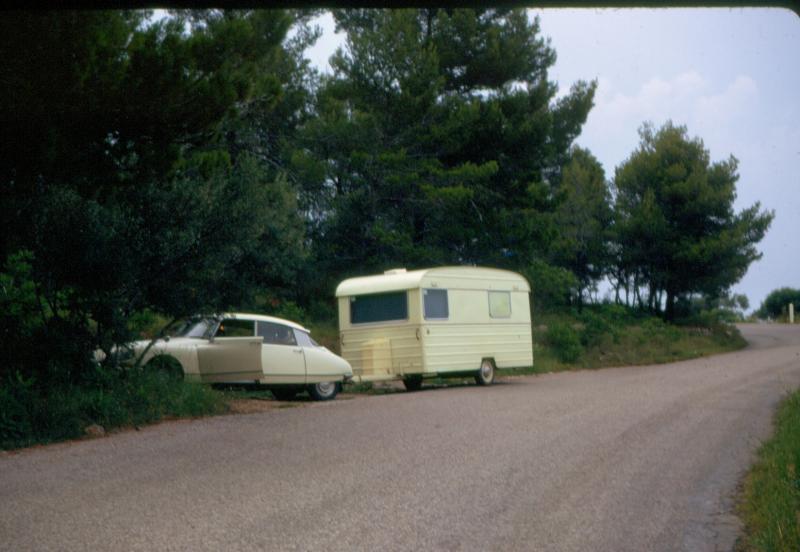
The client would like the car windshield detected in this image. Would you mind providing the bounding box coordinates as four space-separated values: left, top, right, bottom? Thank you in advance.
168 317 216 339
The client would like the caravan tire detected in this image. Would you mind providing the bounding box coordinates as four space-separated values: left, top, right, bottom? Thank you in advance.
475 359 495 386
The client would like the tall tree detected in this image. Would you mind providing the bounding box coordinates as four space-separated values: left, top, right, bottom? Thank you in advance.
294 8 596 298
613 121 773 320
550 147 612 308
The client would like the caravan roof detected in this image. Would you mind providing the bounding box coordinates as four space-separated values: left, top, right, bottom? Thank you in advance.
335 266 530 297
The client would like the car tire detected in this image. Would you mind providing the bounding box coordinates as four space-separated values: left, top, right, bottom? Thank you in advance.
402 375 423 392
474 359 495 386
270 387 298 401
307 381 340 401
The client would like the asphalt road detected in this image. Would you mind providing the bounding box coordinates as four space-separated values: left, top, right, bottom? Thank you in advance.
2 323 800 552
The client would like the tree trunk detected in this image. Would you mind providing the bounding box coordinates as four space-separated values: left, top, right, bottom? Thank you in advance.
665 290 676 321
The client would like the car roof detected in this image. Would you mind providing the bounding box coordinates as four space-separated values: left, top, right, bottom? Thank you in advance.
223 312 308 332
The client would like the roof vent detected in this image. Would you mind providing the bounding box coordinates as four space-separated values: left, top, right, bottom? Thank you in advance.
384 268 407 275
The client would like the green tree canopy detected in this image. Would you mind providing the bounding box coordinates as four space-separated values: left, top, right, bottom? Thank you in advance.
550 146 612 307
757 287 800 319
613 121 773 320
0 10 311 381
294 8 596 298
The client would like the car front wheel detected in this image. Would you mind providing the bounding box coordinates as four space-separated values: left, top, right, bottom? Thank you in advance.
307 381 341 401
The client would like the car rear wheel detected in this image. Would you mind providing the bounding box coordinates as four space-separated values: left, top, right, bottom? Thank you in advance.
402 375 423 391
270 386 298 401
307 381 340 401
475 359 495 386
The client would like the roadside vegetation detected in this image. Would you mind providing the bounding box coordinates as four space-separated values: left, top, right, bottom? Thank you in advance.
738 388 800 552
0 368 224 451
509 304 746 375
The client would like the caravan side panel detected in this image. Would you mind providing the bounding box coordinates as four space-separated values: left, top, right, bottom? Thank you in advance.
421 289 533 373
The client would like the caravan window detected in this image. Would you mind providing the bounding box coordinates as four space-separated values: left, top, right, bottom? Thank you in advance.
489 291 511 318
351 292 408 324
423 289 449 319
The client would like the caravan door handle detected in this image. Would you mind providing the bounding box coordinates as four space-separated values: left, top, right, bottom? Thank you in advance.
416 328 421 341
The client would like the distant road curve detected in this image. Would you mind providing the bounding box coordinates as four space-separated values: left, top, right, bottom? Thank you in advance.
1 323 799 551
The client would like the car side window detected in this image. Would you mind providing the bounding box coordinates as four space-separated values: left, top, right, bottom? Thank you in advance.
215 319 255 337
294 329 317 348
257 321 297 346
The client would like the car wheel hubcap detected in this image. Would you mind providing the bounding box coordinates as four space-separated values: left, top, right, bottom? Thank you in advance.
317 382 335 396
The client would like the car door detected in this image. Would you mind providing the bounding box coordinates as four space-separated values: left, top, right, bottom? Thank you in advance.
257 321 306 384
197 318 263 383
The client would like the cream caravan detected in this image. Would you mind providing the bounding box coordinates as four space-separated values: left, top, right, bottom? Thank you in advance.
335 266 533 390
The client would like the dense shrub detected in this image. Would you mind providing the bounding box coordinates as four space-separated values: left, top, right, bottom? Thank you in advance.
0 367 224 450
546 322 583 363
579 309 619 347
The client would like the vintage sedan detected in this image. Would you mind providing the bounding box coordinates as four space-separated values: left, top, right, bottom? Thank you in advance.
129 313 352 401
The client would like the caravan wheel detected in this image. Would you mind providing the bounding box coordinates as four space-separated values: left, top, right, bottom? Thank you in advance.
475 359 495 386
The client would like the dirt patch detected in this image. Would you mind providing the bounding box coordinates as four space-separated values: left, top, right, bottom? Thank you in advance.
226 398 299 414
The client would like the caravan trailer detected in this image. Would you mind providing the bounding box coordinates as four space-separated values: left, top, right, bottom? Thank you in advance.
335 266 533 390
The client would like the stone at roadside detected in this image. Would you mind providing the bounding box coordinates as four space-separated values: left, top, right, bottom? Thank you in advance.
85 424 105 438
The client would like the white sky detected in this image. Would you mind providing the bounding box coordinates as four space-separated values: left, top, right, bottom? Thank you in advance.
305 8 800 311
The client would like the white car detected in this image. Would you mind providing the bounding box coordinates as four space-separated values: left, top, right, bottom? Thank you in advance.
128 313 352 401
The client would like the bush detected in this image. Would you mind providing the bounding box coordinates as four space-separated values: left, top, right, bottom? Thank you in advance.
523 259 578 311
0 368 224 450
546 322 583 363
579 309 619 347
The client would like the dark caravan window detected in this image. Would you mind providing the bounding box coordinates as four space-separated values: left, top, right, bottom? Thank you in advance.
423 289 449 320
350 292 408 324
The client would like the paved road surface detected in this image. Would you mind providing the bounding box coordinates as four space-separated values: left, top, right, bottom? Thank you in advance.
2 324 800 551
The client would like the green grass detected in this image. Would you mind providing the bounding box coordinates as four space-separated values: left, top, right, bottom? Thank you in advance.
738 389 800 551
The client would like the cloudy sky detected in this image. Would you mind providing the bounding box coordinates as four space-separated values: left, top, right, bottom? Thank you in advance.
305 7 799 311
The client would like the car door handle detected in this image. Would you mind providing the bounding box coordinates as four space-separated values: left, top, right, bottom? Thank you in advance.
293 348 303 354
